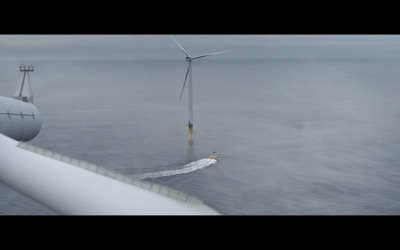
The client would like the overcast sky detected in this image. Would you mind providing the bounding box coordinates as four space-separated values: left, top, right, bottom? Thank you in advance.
0 35 399 62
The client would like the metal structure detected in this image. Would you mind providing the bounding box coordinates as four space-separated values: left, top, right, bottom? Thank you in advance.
15 65 35 103
0 65 41 141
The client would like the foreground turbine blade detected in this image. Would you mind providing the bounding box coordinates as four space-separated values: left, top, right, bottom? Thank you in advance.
179 64 190 102
171 36 191 58
192 50 232 60
0 134 221 215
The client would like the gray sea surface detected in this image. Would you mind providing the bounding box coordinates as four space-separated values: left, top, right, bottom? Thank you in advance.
1 58 400 215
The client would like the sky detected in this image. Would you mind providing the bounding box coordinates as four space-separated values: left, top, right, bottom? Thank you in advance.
0 35 399 62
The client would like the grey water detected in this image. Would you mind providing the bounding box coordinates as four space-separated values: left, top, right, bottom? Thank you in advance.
1 58 400 215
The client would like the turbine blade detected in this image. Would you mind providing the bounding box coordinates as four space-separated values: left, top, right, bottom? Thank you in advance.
171 36 191 58
179 64 190 102
192 50 232 60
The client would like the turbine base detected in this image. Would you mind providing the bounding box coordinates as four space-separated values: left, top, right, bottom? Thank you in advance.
188 123 193 142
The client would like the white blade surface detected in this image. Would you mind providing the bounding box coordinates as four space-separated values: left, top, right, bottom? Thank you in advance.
192 50 232 60
0 134 220 215
179 64 190 102
170 36 191 58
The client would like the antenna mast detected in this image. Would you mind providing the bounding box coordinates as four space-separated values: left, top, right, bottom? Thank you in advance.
20 65 34 72
15 65 35 103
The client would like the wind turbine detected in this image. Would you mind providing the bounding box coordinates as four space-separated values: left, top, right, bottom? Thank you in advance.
171 36 230 142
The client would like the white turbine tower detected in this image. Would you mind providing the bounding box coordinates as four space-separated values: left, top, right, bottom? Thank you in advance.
171 36 230 142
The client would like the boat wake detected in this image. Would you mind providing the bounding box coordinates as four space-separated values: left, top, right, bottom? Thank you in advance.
137 158 217 180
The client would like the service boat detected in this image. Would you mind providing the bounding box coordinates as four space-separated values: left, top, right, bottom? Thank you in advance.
208 151 221 160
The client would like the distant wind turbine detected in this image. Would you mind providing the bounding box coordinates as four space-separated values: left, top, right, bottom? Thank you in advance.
171 36 231 142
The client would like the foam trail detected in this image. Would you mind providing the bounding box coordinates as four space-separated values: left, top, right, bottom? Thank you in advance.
137 158 217 179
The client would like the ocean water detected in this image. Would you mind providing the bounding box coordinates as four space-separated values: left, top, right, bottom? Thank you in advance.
1 58 400 215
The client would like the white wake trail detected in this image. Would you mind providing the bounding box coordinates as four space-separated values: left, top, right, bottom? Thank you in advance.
137 158 217 179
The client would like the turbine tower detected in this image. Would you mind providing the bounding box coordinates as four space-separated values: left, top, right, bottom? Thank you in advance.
171 36 230 142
